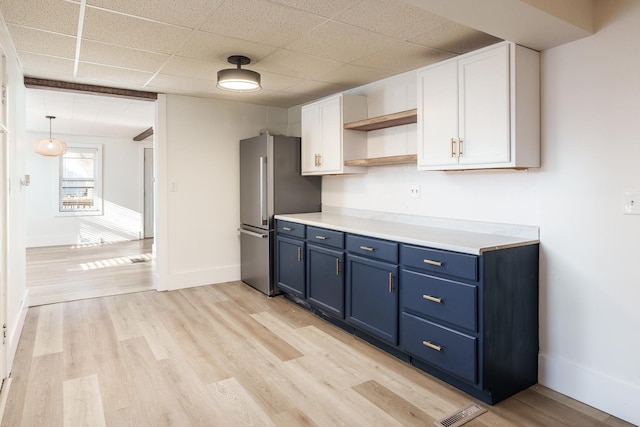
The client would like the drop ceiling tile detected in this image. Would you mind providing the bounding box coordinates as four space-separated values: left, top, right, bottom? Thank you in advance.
200 0 325 47
80 40 170 73
258 70 304 91
410 22 502 54
82 7 192 55
146 74 216 94
0 0 80 36
7 25 76 59
271 0 361 18
352 41 456 73
86 0 224 28
18 52 75 76
161 56 227 81
287 21 397 63
315 63 393 86
284 80 350 98
334 0 448 40
76 62 154 87
256 91 318 108
252 50 342 79
178 31 277 63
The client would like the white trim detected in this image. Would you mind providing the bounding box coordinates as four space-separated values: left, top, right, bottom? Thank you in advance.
164 265 240 291
6 288 28 374
155 95 168 291
539 353 640 425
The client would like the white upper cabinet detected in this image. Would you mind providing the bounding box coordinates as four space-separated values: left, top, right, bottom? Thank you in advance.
301 94 367 175
417 42 540 170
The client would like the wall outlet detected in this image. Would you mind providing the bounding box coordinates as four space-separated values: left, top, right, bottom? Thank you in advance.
623 190 640 215
409 184 421 198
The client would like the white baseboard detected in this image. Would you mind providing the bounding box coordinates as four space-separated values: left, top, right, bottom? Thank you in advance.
539 353 640 425
7 288 29 373
164 265 240 291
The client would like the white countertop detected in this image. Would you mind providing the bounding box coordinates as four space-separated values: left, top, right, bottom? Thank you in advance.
275 212 539 255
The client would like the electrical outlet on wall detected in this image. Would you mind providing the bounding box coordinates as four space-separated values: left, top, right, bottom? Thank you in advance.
623 190 640 215
409 184 421 198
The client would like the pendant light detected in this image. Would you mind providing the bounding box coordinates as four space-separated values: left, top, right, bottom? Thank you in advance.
34 115 67 157
217 55 261 92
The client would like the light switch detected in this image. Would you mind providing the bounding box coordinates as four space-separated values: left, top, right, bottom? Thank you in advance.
623 190 640 215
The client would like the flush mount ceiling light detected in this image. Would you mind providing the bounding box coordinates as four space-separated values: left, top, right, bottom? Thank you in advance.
217 55 261 92
33 115 67 157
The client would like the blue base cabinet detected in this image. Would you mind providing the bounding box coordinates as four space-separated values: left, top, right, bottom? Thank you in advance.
275 219 539 405
276 221 307 297
400 243 539 404
306 226 345 319
345 234 399 346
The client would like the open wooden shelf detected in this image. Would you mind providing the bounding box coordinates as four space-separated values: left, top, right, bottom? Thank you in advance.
344 109 417 131
344 154 417 167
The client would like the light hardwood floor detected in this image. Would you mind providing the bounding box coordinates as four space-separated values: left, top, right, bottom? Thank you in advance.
26 239 155 306
2 280 633 426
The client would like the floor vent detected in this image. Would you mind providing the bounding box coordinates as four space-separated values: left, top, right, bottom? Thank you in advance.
435 403 487 427
128 257 148 264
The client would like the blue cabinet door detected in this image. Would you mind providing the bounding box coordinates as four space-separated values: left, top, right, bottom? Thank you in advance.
307 244 345 319
276 236 305 298
346 255 399 345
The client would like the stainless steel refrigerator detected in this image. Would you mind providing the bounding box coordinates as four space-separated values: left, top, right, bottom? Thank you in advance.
239 133 321 296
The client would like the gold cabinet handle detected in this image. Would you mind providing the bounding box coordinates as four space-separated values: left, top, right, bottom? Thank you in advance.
450 138 456 158
336 258 341 275
318 154 322 166
422 340 442 352
359 245 375 252
388 272 394 293
458 138 463 157
297 246 302 262
283 227 292 231
314 153 319 167
423 294 442 303
315 235 327 240
423 259 443 267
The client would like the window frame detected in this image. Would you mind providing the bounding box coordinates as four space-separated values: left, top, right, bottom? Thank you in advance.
57 144 103 216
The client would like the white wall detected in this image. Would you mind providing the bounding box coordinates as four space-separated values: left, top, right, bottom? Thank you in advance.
293 1 640 423
1 19 28 375
155 94 287 291
537 1 640 423
25 133 151 247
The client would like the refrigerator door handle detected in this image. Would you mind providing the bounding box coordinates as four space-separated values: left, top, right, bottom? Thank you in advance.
238 228 268 239
259 156 267 226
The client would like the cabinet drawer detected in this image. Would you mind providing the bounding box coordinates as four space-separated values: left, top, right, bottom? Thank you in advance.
401 312 477 383
402 245 478 282
346 234 398 263
401 270 477 331
307 226 344 249
277 220 305 239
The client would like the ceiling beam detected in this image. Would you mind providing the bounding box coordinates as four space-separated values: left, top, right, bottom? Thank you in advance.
24 77 158 101
403 0 595 51
133 127 154 142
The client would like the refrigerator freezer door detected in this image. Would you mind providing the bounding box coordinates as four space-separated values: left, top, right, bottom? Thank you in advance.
240 135 269 229
239 226 274 296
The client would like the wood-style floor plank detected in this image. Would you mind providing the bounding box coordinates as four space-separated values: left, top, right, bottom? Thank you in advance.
4 242 636 427
63 374 106 427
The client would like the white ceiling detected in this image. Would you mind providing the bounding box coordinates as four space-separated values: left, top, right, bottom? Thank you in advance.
1 0 595 139
0 0 502 112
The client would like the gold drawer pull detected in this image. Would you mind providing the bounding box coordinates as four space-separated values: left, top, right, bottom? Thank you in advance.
336 258 341 275
388 272 394 293
315 235 327 240
422 341 442 352
450 137 456 158
423 259 443 267
283 226 292 231
359 245 375 252
297 246 302 262
423 294 442 303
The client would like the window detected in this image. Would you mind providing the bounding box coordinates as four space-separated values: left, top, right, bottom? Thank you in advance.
59 145 103 215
